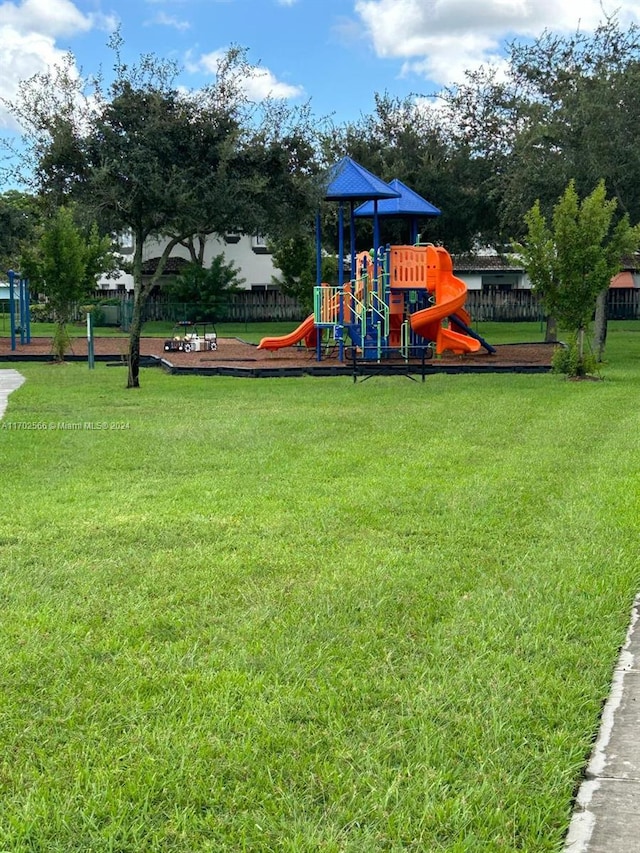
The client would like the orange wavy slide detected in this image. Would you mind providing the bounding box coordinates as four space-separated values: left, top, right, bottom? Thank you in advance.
257 312 317 351
410 272 481 355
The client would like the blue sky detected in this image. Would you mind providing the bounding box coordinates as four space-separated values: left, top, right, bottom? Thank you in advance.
1 0 640 132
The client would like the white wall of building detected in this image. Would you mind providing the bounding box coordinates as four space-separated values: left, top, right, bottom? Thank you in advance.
457 273 483 291
97 233 278 293
454 270 532 291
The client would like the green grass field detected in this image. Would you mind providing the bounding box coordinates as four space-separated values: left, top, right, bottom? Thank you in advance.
1 324 639 851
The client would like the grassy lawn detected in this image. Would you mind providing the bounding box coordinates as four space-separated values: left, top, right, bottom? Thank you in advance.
1 328 639 850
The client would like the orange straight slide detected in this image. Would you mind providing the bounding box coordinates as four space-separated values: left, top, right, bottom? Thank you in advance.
257 313 317 351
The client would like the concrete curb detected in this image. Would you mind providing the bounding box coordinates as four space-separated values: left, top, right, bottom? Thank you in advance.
564 595 640 852
0 368 26 420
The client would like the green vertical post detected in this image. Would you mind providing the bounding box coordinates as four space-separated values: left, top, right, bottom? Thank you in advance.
87 312 95 369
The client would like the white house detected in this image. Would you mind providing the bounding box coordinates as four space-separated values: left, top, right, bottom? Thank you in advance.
452 252 640 294
452 254 531 291
96 232 279 294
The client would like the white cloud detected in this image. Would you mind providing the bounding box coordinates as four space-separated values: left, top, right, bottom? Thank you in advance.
147 11 191 31
0 0 117 38
188 48 304 101
355 0 640 85
0 0 112 130
0 0 98 37
242 66 303 100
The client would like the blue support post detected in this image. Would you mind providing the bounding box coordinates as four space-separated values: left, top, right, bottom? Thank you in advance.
336 202 345 363
350 201 356 281
338 202 344 290
411 217 418 245
315 211 322 286
373 200 380 287
315 210 323 362
338 290 344 364
18 277 26 345
8 269 16 351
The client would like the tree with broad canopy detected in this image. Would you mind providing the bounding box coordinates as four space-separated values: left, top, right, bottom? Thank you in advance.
3 34 324 387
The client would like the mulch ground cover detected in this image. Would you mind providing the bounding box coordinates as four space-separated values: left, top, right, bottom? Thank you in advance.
0 336 558 374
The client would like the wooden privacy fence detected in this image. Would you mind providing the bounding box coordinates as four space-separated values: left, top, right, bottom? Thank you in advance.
463 290 544 322
97 287 640 327
221 291 306 322
607 288 640 319
455 289 640 322
133 291 307 325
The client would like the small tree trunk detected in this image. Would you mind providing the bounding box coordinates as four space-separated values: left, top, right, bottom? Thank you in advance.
127 232 180 388
52 320 71 363
127 295 143 388
545 315 558 342
593 288 608 362
127 234 145 389
578 325 585 373
197 234 206 266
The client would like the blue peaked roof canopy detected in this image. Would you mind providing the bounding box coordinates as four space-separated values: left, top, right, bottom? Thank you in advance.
316 157 400 308
323 156 401 201
354 178 441 218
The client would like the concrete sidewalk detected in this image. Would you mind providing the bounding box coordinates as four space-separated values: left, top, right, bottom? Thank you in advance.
0 368 25 419
564 595 640 852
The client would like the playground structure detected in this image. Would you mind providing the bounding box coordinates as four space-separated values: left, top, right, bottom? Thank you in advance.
258 157 494 362
258 242 494 361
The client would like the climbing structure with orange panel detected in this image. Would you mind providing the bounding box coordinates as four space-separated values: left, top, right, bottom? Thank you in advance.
391 244 486 355
257 252 370 355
